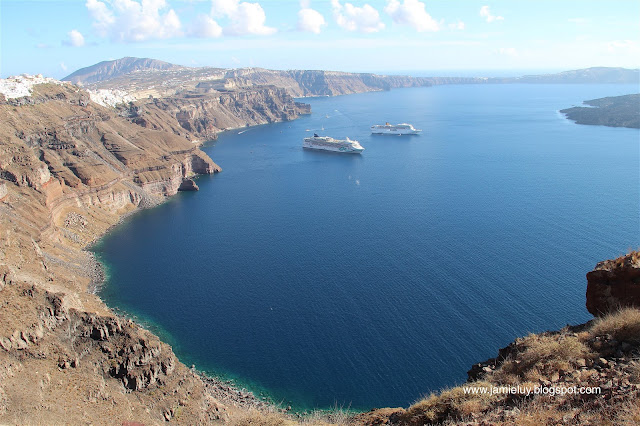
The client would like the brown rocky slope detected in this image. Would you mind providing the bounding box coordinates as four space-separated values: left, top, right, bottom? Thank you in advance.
0 79 309 424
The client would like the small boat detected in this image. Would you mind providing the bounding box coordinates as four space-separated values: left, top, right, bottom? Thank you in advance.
371 122 421 135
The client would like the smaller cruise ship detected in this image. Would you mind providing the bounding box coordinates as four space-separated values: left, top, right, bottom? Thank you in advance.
371 123 421 135
303 134 364 153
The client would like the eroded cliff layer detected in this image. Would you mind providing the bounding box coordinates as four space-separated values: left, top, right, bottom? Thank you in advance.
132 85 310 139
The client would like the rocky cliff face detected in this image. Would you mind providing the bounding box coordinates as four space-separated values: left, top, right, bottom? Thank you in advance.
218 68 437 97
586 252 640 316
0 74 314 424
136 85 310 140
0 80 230 424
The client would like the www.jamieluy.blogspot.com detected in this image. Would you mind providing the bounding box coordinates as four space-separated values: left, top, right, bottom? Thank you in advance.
463 384 602 397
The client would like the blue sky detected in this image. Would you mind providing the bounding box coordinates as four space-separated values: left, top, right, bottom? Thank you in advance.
1 0 639 79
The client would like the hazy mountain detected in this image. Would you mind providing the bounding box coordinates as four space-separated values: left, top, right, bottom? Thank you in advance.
65 58 640 90
504 67 639 84
63 57 184 85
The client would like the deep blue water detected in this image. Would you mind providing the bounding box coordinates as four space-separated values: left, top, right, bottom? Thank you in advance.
94 84 639 411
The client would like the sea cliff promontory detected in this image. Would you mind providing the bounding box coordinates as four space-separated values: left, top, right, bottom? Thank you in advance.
561 94 640 129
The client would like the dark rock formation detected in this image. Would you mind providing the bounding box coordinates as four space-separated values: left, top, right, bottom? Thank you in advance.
178 178 198 191
586 251 640 316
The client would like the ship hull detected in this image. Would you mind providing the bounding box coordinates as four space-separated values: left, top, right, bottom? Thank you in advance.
303 142 364 153
370 124 421 135
371 128 421 135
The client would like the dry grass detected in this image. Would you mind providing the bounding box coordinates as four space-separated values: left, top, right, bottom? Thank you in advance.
226 408 351 426
402 381 499 424
610 250 640 269
519 334 592 368
226 409 291 426
506 399 602 426
300 406 356 425
492 334 593 383
629 361 640 384
617 399 640 425
589 307 640 344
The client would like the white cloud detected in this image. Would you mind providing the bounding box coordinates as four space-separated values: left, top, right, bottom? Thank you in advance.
448 20 465 31
298 6 326 34
384 0 440 32
64 29 85 47
60 62 68 71
607 39 638 53
189 14 223 38
209 0 276 36
480 5 503 23
86 0 115 37
331 0 385 33
85 0 182 42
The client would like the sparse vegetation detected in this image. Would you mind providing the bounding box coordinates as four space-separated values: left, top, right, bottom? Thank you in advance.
227 409 290 426
400 381 499 424
589 308 640 344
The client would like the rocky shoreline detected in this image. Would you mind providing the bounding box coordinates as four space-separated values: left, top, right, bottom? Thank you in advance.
82 189 280 415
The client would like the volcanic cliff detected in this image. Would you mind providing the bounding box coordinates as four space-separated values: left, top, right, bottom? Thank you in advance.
0 76 304 424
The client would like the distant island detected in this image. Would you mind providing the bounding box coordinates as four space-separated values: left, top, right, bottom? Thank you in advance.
561 94 640 129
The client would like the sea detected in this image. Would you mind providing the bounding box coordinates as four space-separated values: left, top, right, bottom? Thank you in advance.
93 83 640 411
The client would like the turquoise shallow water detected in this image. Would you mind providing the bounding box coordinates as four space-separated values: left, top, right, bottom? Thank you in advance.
94 84 639 410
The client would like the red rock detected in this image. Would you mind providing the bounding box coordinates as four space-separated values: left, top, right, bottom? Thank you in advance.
586 252 640 316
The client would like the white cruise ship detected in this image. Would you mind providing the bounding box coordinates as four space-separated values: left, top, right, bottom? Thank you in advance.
303 134 364 153
371 123 421 135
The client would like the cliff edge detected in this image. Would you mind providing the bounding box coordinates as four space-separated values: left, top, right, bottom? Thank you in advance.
0 76 287 424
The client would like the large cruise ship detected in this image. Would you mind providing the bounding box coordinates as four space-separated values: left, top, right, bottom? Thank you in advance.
371 123 421 135
303 134 364 153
